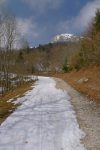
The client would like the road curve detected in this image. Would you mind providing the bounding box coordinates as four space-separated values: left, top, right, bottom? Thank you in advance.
0 77 86 150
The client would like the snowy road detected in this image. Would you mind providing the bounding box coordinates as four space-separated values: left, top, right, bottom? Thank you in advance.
0 77 86 150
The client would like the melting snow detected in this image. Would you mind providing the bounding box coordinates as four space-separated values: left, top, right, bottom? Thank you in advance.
0 77 86 150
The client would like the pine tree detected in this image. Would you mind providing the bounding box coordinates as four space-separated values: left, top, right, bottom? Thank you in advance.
94 9 100 33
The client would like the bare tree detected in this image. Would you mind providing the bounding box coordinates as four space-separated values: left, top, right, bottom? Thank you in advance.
0 12 17 94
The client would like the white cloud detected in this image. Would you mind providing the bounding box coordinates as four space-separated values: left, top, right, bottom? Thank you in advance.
17 18 39 39
14 18 40 48
22 0 63 12
58 0 100 34
74 0 100 31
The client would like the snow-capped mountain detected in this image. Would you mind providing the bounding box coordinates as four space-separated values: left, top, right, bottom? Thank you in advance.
52 33 81 43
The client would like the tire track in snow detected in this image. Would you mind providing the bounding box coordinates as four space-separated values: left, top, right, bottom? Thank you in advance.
0 77 86 150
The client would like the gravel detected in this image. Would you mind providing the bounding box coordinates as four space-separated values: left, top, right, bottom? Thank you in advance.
55 78 100 150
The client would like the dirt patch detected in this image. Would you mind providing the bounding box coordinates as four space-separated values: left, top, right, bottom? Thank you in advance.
53 66 100 104
55 78 100 150
0 82 34 124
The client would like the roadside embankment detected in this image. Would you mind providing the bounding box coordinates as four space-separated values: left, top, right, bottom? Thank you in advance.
53 66 100 104
0 82 34 124
55 78 100 150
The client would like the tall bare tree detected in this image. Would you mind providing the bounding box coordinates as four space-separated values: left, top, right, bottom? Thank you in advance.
0 12 17 94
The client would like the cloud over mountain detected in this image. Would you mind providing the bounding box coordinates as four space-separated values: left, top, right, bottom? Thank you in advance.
58 0 100 34
0 0 99 46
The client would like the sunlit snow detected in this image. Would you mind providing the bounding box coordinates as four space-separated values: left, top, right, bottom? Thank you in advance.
0 77 86 150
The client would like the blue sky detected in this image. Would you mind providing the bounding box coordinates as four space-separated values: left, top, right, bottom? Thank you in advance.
0 0 100 47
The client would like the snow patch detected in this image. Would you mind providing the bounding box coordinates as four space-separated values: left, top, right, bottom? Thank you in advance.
52 33 82 43
0 77 86 150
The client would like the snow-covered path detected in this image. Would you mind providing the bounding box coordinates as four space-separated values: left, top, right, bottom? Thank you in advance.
0 77 86 150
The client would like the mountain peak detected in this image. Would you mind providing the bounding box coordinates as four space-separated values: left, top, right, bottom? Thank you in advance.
52 33 81 43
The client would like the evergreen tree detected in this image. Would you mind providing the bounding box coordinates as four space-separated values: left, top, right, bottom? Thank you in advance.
16 51 24 63
94 9 100 32
62 58 70 73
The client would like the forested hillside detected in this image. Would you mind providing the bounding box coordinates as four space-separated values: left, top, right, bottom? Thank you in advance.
0 9 100 98
53 9 100 103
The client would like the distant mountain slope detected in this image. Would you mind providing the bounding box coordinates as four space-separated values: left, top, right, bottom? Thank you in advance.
52 33 82 43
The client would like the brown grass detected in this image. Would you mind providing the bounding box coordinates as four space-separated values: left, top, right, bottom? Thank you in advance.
0 82 34 124
53 66 100 104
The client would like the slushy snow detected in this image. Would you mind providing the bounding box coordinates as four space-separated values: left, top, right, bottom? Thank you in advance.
0 77 86 150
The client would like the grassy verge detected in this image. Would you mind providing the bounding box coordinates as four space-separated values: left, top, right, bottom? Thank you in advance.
0 82 34 124
52 66 100 104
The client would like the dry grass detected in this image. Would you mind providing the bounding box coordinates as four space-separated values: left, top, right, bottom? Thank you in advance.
53 66 100 104
0 82 34 124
